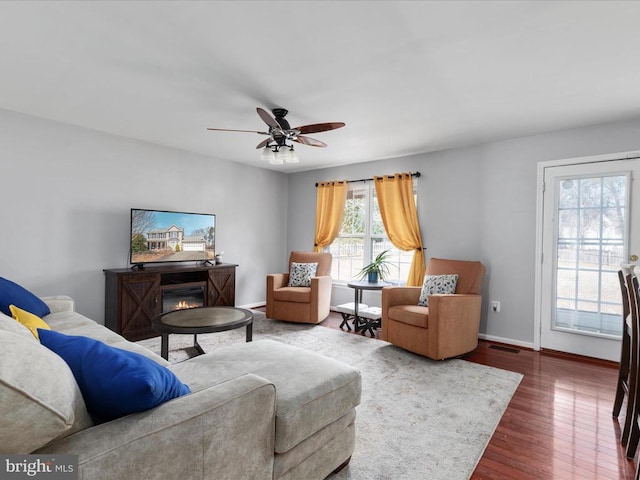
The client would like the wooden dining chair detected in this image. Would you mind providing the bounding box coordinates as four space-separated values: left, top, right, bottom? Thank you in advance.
623 274 640 457
613 270 632 419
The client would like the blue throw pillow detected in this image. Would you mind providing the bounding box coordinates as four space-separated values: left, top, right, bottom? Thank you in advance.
0 277 50 317
38 329 190 422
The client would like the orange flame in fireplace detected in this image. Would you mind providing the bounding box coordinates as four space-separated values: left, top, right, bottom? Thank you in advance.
174 300 199 310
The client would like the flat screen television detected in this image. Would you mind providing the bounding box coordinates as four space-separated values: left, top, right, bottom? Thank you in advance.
130 208 215 267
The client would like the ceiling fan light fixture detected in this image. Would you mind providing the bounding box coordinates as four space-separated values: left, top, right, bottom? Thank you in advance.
261 147 275 162
278 146 292 163
270 155 284 165
268 146 284 165
285 146 299 164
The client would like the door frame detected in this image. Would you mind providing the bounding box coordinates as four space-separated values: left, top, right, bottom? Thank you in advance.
534 149 640 352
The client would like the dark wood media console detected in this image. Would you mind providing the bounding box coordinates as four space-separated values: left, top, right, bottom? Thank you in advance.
104 263 237 341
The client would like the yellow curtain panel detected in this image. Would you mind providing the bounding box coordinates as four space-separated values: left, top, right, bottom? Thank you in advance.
373 172 425 286
314 180 348 253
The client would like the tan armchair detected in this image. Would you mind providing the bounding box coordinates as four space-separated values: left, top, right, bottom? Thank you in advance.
266 251 333 324
381 257 486 360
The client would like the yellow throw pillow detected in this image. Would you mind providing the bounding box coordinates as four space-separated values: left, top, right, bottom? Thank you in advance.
9 304 51 339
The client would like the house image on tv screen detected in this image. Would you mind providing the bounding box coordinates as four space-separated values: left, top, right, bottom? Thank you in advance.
147 225 205 250
130 209 215 264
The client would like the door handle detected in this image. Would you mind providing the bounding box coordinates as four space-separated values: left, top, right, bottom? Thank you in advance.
631 255 639 262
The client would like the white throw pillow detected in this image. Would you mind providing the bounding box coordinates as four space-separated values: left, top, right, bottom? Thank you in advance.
0 330 93 453
288 262 319 287
418 274 459 307
0 311 35 340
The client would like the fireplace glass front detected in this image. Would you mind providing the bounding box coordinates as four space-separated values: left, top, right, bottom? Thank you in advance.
162 286 205 312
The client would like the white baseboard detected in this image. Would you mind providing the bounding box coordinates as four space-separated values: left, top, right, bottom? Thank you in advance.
478 333 536 350
238 301 266 309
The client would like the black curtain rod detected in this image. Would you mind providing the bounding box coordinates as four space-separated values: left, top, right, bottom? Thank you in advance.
315 171 420 187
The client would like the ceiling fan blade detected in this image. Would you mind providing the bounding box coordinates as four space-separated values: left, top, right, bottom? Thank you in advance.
256 107 282 129
294 122 345 135
207 127 270 135
256 138 272 149
294 135 327 147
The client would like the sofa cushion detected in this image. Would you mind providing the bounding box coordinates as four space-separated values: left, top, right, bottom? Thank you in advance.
0 277 50 317
273 286 312 303
44 310 101 331
288 262 318 287
51 321 127 344
388 304 429 328
0 330 93 453
10 304 51 339
108 340 171 366
170 339 361 453
44 310 169 366
418 274 458 307
38 330 191 422
0 311 35 340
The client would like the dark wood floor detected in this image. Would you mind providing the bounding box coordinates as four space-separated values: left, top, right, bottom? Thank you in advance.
298 310 637 479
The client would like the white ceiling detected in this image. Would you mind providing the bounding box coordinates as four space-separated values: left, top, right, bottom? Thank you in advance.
1 1 640 172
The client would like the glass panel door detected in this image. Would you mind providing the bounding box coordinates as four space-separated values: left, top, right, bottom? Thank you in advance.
554 174 626 338
540 158 640 361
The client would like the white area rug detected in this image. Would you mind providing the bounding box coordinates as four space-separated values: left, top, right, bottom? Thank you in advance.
138 313 522 480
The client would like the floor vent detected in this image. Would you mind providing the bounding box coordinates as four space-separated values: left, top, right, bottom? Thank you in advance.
489 344 520 354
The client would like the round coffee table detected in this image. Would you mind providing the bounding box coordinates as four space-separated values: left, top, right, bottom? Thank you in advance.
152 306 253 360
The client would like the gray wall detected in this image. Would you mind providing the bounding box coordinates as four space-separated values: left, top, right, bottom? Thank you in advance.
3 104 640 346
0 109 289 323
287 119 640 346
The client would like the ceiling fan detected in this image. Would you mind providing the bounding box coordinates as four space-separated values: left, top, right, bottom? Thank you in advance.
207 108 345 163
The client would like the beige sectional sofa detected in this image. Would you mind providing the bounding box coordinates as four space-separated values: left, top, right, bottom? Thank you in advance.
0 295 361 480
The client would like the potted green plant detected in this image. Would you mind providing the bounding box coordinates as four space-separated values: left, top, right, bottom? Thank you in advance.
358 249 393 283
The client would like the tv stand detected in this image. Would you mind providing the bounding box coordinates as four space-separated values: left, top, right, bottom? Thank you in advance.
104 263 237 341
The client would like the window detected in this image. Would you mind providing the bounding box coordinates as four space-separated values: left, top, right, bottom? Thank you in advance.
555 174 626 335
328 182 415 284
